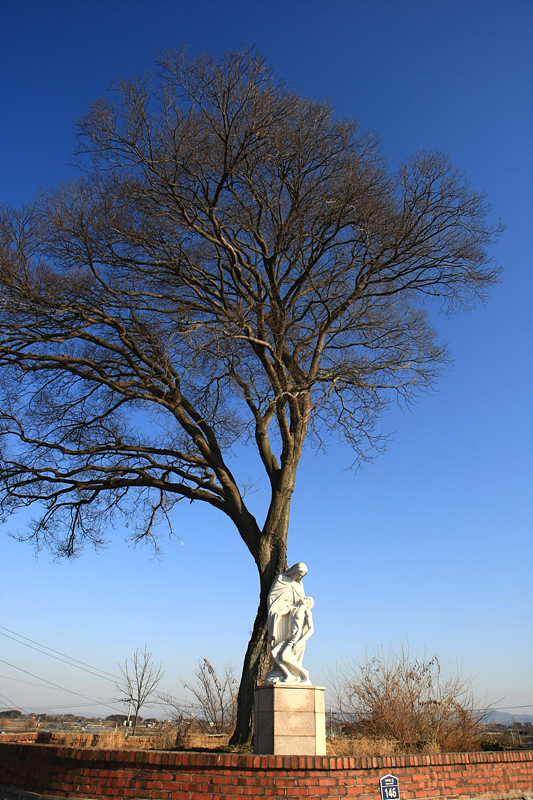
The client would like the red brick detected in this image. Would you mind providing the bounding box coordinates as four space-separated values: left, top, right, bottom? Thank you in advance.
211 774 232 784
2 739 533 799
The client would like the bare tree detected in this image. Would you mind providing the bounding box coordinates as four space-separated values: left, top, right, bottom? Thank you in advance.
0 48 502 743
182 658 238 734
115 647 165 733
159 659 237 737
156 692 196 745
330 645 487 752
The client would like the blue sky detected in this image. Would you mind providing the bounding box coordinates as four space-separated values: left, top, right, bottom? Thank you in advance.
0 0 531 721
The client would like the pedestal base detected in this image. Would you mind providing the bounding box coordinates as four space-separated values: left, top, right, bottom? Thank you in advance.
253 683 326 755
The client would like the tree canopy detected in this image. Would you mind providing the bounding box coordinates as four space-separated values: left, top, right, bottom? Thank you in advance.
0 48 501 742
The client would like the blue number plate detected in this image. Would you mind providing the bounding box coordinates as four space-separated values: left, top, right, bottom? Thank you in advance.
380 775 400 800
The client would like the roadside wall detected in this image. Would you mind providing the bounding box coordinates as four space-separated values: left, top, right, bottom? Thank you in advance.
0 733 531 799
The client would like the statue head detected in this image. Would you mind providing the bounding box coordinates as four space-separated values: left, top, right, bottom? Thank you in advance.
285 562 308 582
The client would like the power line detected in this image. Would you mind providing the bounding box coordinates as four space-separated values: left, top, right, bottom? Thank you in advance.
24 701 125 711
0 674 67 692
0 682 124 712
0 630 116 683
0 691 27 714
0 659 123 714
0 626 119 682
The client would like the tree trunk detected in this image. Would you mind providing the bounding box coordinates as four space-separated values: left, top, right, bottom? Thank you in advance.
230 591 269 745
230 486 293 746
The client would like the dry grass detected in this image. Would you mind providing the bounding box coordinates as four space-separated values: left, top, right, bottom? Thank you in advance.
48 729 447 756
50 730 169 750
179 732 231 750
326 735 441 756
49 728 231 751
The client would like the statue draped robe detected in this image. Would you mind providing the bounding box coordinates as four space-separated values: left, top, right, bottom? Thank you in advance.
265 567 314 684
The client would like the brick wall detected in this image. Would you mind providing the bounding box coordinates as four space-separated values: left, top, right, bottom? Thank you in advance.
0 733 532 799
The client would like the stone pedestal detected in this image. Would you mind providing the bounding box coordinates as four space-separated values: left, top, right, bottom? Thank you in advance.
253 684 326 755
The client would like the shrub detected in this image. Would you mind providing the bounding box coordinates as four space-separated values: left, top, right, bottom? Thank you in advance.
330 646 486 752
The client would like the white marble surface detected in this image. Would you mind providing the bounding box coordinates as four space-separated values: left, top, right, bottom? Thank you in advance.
265 563 315 685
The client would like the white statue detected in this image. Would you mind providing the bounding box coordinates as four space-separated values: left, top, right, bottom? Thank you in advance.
265 562 315 685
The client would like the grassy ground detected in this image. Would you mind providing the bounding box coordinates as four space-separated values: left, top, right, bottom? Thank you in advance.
48 729 444 755
16 727 528 755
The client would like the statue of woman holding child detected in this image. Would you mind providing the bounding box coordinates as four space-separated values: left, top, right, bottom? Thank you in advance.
265 562 315 685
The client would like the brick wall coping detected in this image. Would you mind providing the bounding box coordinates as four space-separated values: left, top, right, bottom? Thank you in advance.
0 732 531 771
